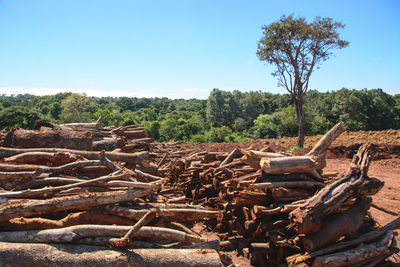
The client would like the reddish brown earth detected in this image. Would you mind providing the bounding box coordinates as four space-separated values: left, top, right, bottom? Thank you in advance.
179 129 400 265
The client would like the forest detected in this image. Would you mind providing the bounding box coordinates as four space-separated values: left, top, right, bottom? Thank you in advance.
0 88 399 143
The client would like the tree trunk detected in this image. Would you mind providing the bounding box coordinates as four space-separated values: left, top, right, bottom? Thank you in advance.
4 128 93 150
294 97 305 148
0 243 223 267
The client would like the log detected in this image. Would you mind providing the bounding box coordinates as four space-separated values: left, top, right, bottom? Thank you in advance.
242 150 286 168
115 129 148 140
219 147 242 167
0 147 149 166
303 197 372 252
0 170 149 199
105 205 221 222
312 230 393 267
3 128 93 150
32 119 62 130
0 242 223 267
260 122 344 178
2 151 84 166
0 224 203 244
109 209 156 247
289 145 384 234
252 180 325 190
0 184 161 222
287 217 400 266
93 137 125 151
60 115 104 130
0 210 134 231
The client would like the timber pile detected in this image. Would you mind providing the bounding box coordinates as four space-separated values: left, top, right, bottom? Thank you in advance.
0 121 399 266
4 116 153 152
153 123 399 266
0 123 223 266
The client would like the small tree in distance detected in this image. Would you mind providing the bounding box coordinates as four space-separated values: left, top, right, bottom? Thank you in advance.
257 15 349 147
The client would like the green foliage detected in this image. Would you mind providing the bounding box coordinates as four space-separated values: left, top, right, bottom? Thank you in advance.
0 106 40 129
61 93 97 123
257 14 349 147
0 88 399 143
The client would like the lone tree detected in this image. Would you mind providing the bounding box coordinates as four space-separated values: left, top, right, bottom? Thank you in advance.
257 15 349 147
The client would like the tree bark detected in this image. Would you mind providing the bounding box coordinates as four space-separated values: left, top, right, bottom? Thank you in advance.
302 197 372 252
294 97 306 148
4 128 93 150
0 147 149 166
0 243 222 267
0 224 203 244
289 145 384 234
0 184 161 222
312 230 393 267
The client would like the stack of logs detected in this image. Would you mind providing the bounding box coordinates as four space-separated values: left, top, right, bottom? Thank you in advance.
0 119 223 266
0 120 398 266
154 122 399 266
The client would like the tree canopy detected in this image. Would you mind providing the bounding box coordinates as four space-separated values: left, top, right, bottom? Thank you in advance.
257 15 349 147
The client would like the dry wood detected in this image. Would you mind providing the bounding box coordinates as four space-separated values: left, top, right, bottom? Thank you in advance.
109 209 156 247
0 183 161 222
0 147 149 166
312 230 393 267
252 180 325 190
4 128 93 150
132 169 163 182
287 217 400 266
0 210 134 231
0 224 203 244
303 197 372 252
219 147 242 167
114 129 148 139
93 137 125 151
15 177 85 190
260 122 344 178
242 150 286 168
0 242 223 267
61 115 104 130
289 145 384 234
0 163 45 172
3 151 83 165
104 205 221 222
0 170 151 199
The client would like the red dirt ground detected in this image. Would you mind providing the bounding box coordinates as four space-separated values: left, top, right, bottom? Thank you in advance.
180 129 400 265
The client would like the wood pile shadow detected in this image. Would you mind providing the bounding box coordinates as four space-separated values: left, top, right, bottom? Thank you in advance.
0 119 398 266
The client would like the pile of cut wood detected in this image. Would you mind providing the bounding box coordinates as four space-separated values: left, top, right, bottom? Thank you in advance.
0 120 398 266
153 123 399 266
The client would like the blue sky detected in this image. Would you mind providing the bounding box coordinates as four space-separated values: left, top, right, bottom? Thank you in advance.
0 0 399 99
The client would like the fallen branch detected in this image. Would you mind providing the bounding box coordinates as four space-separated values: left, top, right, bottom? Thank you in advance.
109 209 156 247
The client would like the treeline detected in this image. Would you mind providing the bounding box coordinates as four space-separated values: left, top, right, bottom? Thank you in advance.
0 88 399 143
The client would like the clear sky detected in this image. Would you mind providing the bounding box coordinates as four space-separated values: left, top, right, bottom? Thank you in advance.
0 0 399 99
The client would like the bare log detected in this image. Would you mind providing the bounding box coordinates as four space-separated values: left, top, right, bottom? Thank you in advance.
0 184 161 222
0 147 149 166
0 242 222 267
242 150 286 168
287 217 400 266
312 230 393 267
260 122 344 178
115 129 148 140
3 151 83 165
303 197 372 252
0 224 203 244
0 210 134 231
252 180 325 190
105 205 221 222
289 145 384 234
4 128 93 150
60 115 103 130
0 170 146 199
